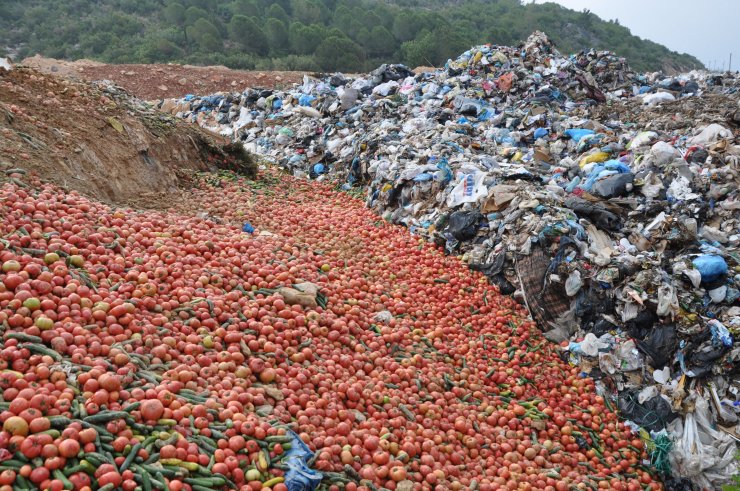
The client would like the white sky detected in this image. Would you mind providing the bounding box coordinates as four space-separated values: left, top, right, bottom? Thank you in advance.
544 0 739 71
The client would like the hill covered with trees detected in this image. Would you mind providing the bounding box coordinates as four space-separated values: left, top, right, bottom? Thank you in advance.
0 0 703 74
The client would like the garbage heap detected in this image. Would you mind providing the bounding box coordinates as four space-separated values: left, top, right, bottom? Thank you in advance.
157 32 740 489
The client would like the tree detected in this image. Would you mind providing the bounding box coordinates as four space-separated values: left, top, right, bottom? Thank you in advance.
288 22 324 55
228 15 268 55
184 6 209 25
392 11 421 42
231 0 260 18
290 0 324 25
264 18 288 54
140 37 183 62
314 35 361 71
266 4 288 23
365 25 395 56
400 32 434 68
259 0 291 15
164 2 186 26
187 18 222 52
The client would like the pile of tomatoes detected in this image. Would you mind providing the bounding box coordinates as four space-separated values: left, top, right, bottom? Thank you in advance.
0 171 658 491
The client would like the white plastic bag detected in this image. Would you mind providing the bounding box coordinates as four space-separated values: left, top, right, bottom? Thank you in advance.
641 92 675 105
446 172 488 207
656 283 678 318
688 123 732 146
648 141 680 166
565 270 582 297
670 397 738 488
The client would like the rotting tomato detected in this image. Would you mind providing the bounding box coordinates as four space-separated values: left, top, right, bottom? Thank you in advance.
0 174 656 490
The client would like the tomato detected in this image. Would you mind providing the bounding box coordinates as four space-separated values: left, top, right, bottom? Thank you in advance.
2 416 28 436
78 428 97 444
68 472 92 490
29 466 49 484
0 470 16 486
0 172 657 489
140 399 165 421
97 472 122 488
57 439 81 458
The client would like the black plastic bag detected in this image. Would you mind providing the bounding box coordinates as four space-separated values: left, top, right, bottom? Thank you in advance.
329 74 348 87
470 253 516 295
589 318 617 337
591 173 634 198
445 211 483 241
370 64 414 84
575 287 614 324
663 477 695 491
681 81 699 94
626 310 658 340
685 344 730 378
687 148 708 164
618 391 677 432
564 197 620 230
636 324 678 368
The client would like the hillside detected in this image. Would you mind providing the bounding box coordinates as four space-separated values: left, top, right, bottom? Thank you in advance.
0 0 702 74
0 66 255 206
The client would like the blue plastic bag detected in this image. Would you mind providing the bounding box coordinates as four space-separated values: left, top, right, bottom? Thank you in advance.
284 430 322 491
435 158 453 183
299 94 316 106
709 320 733 347
242 222 255 234
692 255 728 283
564 128 595 142
533 127 549 139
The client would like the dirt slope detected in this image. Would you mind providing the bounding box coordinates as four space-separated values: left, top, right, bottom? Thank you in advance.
21 55 305 100
0 66 248 207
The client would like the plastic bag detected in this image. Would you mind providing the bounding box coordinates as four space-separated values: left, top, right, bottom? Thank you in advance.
564 197 620 231
444 211 484 241
567 332 611 357
627 131 658 149
564 128 594 142
670 397 738 488
284 430 323 491
470 253 516 295
618 391 676 432
649 141 681 166
642 92 676 105
591 172 634 198
635 324 677 368
446 172 488 207
599 340 643 374
691 255 728 283
656 284 679 318
687 123 733 146
564 270 582 296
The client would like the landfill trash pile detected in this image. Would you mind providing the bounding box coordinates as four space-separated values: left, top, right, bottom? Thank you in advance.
158 31 740 488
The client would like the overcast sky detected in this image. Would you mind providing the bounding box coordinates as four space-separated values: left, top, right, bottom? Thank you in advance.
544 0 738 71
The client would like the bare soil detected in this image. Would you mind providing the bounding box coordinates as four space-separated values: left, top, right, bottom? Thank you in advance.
21 55 306 100
0 66 238 207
